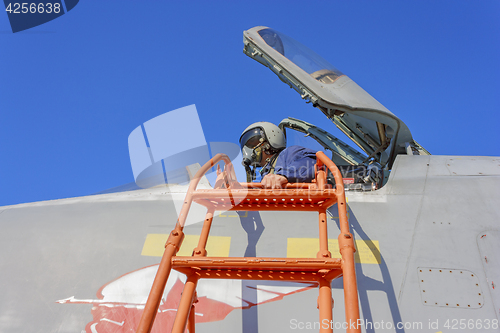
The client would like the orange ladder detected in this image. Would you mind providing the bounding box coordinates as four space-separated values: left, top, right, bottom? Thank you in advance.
136 151 361 333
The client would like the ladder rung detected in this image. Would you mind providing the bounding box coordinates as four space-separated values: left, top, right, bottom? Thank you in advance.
172 256 341 273
173 266 343 282
192 190 338 211
172 256 340 267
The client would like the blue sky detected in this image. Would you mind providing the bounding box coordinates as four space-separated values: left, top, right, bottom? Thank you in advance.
1 1 499 207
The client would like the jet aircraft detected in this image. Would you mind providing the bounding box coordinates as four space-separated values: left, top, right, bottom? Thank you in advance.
0 26 499 333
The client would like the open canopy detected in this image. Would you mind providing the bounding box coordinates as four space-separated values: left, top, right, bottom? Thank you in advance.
243 26 429 168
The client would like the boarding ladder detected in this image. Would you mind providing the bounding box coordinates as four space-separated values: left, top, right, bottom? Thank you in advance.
136 151 361 333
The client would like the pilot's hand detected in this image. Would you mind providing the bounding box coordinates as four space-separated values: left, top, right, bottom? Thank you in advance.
261 174 288 189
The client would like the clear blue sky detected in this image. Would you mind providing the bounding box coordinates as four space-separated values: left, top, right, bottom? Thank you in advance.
1 1 499 207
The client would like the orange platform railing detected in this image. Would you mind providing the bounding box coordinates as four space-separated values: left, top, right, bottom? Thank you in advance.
136 152 361 333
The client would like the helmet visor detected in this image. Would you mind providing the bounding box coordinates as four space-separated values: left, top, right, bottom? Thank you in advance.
239 128 264 151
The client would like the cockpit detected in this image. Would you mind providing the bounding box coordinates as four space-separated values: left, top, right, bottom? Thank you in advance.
243 26 430 191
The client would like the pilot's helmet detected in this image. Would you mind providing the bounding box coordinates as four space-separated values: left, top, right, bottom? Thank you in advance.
239 122 286 167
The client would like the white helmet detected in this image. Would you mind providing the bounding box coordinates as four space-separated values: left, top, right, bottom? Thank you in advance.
239 122 286 166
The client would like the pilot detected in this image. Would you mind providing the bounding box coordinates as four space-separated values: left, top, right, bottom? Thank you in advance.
239 122 317 189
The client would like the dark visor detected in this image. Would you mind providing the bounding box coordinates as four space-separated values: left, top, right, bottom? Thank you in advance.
239 128 264 150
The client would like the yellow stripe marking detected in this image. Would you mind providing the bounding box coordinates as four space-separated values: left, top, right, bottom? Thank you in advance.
287 238 381 264
219 211 247 218
141 234 231 257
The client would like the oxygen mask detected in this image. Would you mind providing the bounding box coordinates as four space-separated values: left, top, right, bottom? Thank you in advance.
241 140 264 167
